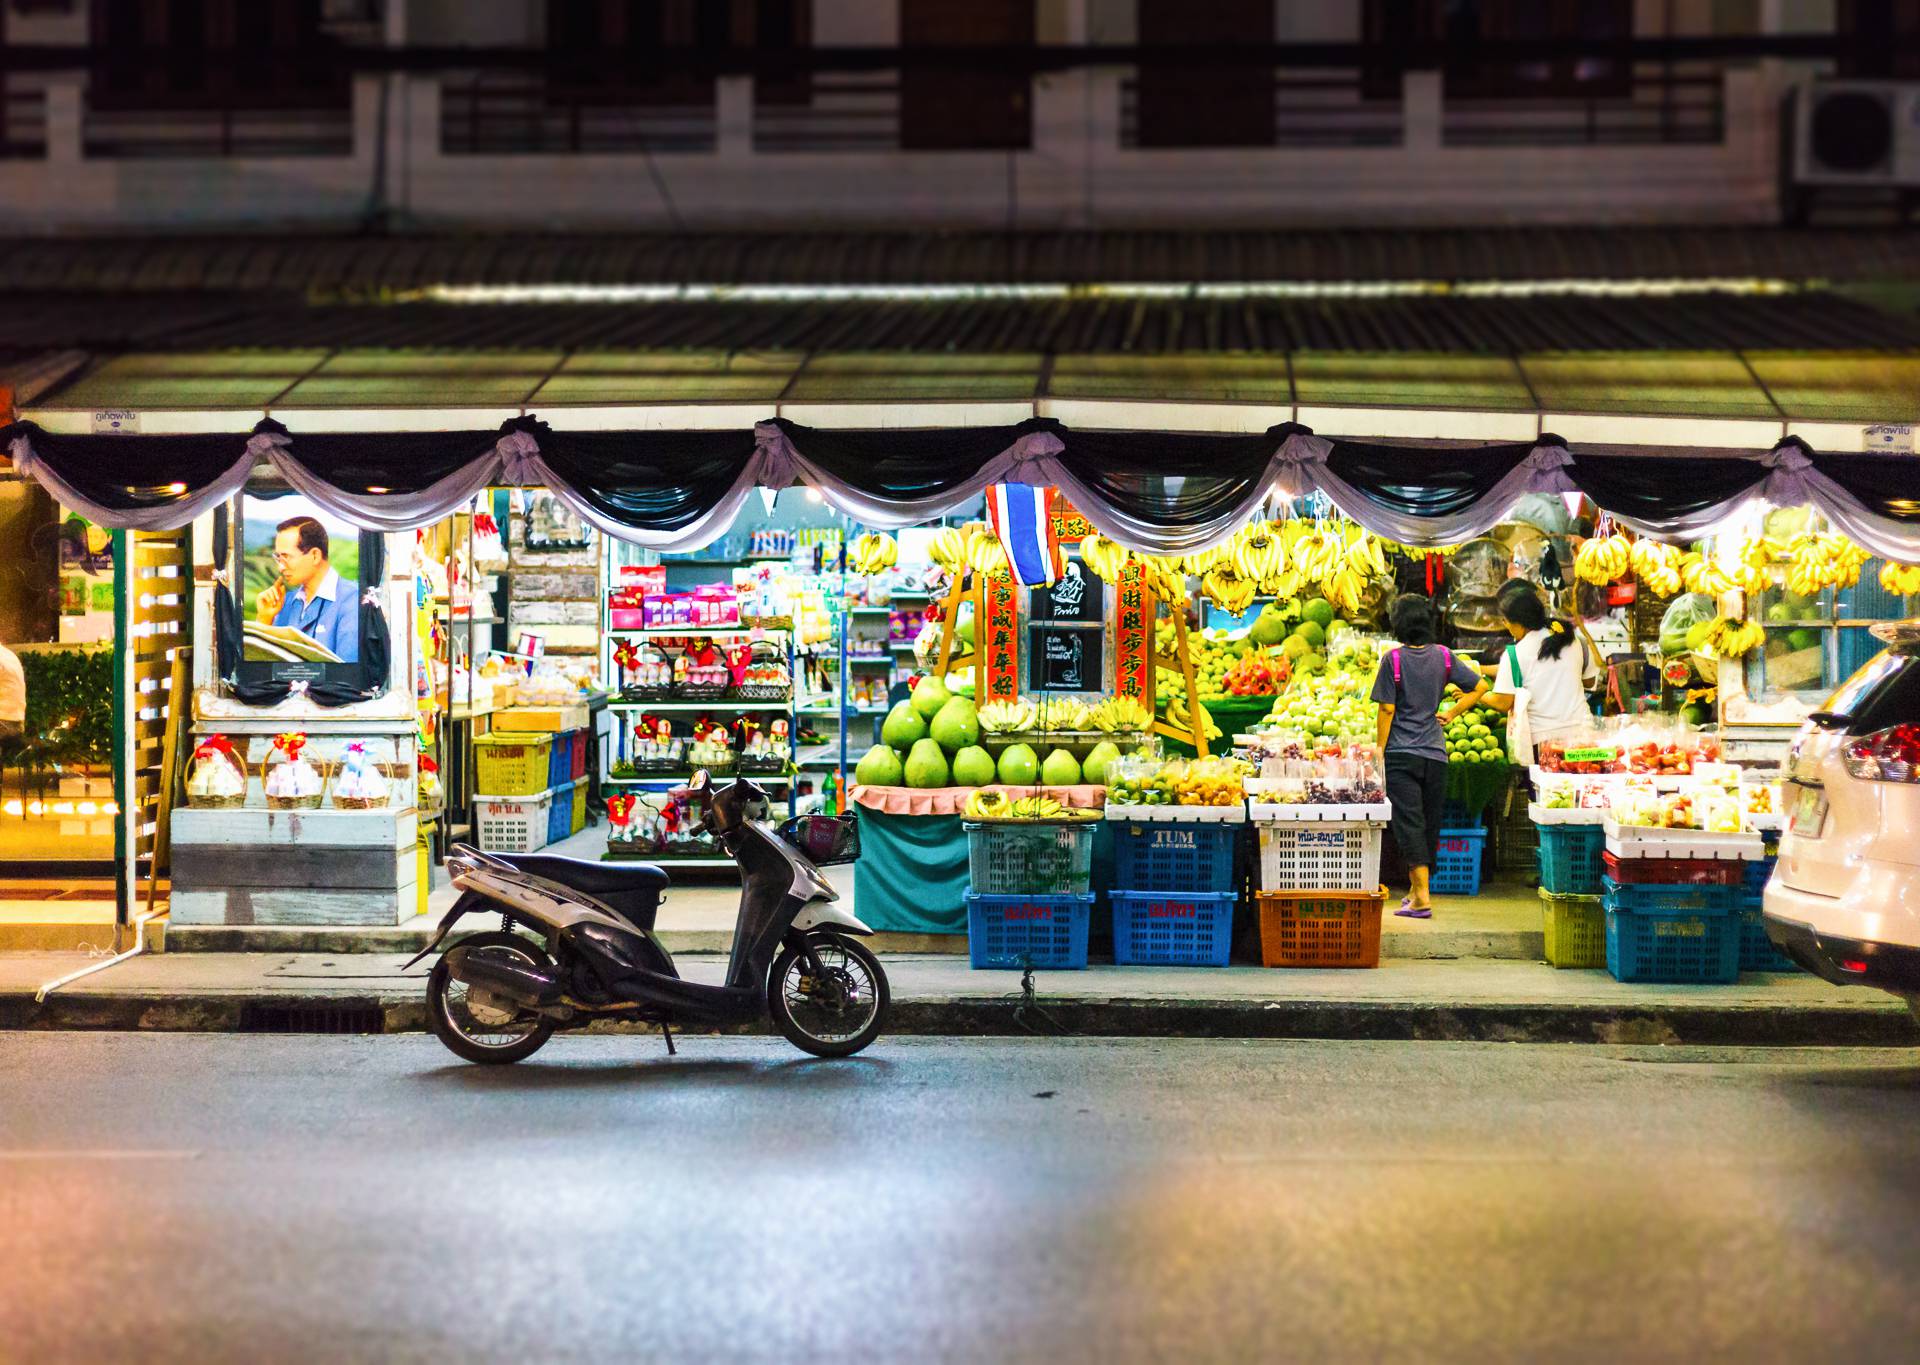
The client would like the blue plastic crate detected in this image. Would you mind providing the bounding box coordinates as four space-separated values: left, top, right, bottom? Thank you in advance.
1536 823 1606 896
548 731 576 788
966 891 1093 971
1440 800 1479 828
1736 890 1800 972
1111 821 1238 894
1110 890 1237 967
546 780 577 846
1430 827 1487 896
1606 905 1741 984
1601 876 1737 917
1743 856 1776 892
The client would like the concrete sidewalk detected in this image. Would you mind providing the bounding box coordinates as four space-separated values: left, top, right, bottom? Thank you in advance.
4 949 1914 1047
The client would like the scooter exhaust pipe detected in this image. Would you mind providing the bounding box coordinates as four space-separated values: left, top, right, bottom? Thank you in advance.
447 947 564 1009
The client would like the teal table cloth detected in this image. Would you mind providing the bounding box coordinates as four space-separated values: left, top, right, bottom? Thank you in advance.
853 807 970 934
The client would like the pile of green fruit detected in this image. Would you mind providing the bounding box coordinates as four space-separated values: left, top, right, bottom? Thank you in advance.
1442 701 1507 766
852 674 1120 790
1155 597 1358 709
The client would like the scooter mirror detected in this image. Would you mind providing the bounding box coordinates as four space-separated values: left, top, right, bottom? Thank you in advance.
690 768 710 792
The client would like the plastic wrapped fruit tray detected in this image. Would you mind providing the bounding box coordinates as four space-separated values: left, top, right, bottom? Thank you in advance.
1103 803 1247 823
1603 821 1764 861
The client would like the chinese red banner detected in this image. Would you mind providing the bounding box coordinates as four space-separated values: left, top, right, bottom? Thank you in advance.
1112 560 1154 700
981 568 1021 702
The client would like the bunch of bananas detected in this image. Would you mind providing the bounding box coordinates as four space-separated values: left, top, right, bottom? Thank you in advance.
847 532 898 576
1162 697 1222 741
1136 554 1189 601
1880 561 1920 596
1078 533 1129 582
1630 540 1686 597
928 525 970 577
1006 794 1070 820
1786 533 1863 596
963 789 1009 819
1182 544 1228 576
1703 615 1766 658
1233 520 1287 584
1732 538 1775 594
1681 554 1736 598
1200 563 1258 614
965 523 1009 577
1038 698 1090 730
1574 533 1632 585
978 699 1040 734
1086 696 1151 732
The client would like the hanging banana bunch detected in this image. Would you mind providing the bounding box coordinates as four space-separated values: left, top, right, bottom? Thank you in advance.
1077 533 1128 582
1785 532 1856 597
848 532 899 576
1573 532 1631 585
1233 520 1286 585
963 522 1009 577
1681 553 1736 598
1880 561 1920 597
1731 537 1774 595
1629 540 1685 597
1703 615 1766 659
1200 563 1257 614
927 525 969 578
1138 554 1189 601
1182 544 1227 577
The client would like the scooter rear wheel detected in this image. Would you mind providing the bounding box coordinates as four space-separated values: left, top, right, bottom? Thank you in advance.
427 931 558 1065
769 933 889 1058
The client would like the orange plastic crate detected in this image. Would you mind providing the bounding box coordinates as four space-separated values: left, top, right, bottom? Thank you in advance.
1257 887 1386 968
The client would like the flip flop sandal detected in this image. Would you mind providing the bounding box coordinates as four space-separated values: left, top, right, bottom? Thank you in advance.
1394 904 1432 919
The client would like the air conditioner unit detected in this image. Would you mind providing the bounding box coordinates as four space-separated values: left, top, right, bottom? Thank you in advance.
1790 79 1920 187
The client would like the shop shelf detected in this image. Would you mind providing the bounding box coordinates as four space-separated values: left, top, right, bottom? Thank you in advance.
476 790 553 854
964 821 1095 896
1110 891 1237 967
473 734 555 797
1536 823 1606 897
608 700 793 713
1256 887 1385 969
1117 820 1240 894
1255 822 1380 893
1600 851 1745 887
1736 890 1799 972
965 891 1093 971
1539 889 1606 969
1430 827 1487 896
1605 905 1741 985
604 773 792 786
1601 877 1737 917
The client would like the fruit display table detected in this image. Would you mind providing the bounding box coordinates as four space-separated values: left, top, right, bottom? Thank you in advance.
850 785 1110 935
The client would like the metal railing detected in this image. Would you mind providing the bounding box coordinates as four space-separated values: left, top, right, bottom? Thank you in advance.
1 87 49 159
1121 70 1403 149
1441 69 1726 147
82 100 353 158
752 75 901 153
440 76 717 155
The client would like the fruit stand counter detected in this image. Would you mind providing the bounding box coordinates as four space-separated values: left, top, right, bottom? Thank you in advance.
850 784 1109 934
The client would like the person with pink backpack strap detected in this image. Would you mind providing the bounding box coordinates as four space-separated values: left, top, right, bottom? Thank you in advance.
1369 595 1491 918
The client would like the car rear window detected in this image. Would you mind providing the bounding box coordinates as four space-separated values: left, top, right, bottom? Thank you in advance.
1823 649 1920 733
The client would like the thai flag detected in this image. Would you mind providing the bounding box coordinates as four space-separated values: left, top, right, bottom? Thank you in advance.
987 483 1064 587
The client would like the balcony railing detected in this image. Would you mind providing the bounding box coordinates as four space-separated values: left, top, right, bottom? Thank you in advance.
1121 70 1403 150
752 76 902 153
82 100 353 158
1442 69 1726 147
1 88 48 160
440 76 717 155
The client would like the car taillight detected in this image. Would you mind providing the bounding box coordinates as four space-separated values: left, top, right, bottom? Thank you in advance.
1842 724 1920 782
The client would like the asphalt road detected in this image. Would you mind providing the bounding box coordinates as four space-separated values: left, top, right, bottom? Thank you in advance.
4 1034 1919 1365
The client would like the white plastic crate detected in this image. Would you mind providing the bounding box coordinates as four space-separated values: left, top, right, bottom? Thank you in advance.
476 790 553 853
1602 819 1763 861
1257 822 1383 892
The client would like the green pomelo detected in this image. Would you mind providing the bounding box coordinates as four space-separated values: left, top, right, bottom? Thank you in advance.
853 744 904 787
997 743 1039 785
1295 620 1327 650
950 745 997 787
910 675 952 720
1684 621 1713 651
1302 598 1336 629
1247 603 1290 647
1786 628 1821 652
880 700 927 750
929 697 980 753
1082 741 1121 786
1040 748 1083 786
904 737 950 789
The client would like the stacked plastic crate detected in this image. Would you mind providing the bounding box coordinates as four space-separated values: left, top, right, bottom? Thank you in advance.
961 818 1097 970
1249 780 1389 969
473 733 559 853
1600 817 1764 984
1737 802 1797 972
1106 805 1243 968
1529 780 1610 968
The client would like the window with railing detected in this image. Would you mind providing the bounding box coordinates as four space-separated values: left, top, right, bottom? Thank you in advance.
2 86 49 160
899 0 1032 151
1366 0 1635 99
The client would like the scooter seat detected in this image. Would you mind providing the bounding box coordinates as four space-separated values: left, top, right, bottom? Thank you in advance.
493 853 670 896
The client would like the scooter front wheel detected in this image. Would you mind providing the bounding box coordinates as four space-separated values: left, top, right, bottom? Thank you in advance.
769 933 890 1058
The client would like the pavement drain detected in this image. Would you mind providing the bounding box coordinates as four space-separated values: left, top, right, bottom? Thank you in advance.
236 1001 387 1034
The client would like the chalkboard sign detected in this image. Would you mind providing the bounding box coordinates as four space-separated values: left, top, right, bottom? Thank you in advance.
1027 623 1105 694
1029 559 1103 624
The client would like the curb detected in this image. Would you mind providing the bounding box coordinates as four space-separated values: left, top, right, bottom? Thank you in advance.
5 990 1915 1047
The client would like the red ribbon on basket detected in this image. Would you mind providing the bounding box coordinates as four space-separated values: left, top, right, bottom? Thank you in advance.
612 640 641 672
606 793 637 828
473 512 500 538
272 732 308 761
193 735 237 763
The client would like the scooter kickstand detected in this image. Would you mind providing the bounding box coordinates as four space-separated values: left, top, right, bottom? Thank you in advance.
660 1023 676 1056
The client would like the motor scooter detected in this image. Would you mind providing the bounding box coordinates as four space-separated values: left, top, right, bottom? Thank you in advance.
408 770 887 1064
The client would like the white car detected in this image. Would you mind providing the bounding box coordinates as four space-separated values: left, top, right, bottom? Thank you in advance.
1764 628 1920 1019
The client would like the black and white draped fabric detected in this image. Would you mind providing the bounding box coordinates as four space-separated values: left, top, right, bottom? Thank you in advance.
9 417 1920 559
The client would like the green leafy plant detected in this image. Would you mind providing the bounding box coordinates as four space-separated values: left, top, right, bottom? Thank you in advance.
19 646 114 769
